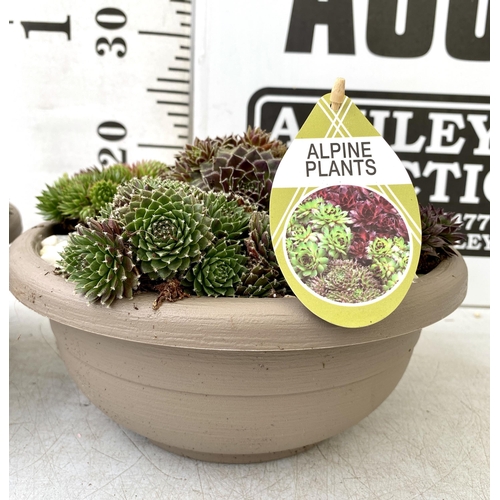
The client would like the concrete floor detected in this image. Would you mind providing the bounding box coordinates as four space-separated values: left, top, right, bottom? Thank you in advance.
9 295 489 500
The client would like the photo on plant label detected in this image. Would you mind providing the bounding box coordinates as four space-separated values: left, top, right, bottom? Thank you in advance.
285 185 411 304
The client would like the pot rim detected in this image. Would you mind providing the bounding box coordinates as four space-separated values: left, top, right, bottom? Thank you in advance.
9 222 467 351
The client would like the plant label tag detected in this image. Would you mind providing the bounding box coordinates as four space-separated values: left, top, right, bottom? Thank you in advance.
270 86 422 328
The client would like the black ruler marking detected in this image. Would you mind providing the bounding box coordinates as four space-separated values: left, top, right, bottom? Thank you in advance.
157 77 190 84
138 144 184 149
138 31 190 38
169 67 189 72
147 89 190 95
157 101 189 107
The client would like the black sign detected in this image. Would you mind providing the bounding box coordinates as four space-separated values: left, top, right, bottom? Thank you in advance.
285 0 489 61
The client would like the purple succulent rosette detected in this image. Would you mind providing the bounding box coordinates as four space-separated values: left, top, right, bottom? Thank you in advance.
285 185 411 304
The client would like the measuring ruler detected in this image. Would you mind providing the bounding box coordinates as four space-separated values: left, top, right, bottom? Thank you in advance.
7 1 194 176
136 1 193 159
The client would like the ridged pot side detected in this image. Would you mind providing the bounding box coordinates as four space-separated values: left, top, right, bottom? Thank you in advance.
51 319 421 463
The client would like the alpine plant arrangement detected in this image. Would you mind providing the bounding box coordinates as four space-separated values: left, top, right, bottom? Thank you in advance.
35 127 465 308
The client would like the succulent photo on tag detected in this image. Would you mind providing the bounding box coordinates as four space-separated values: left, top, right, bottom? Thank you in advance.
284 185 411 304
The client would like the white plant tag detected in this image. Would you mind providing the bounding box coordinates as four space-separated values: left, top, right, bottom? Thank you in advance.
270 79 422 328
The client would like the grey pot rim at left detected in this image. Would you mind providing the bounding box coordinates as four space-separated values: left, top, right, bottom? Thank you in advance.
9 203 23 244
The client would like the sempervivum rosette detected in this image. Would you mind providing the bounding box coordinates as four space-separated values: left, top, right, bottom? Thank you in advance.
236 260 290 298
183 240 247 297
88 179 119 215
121 183 214 280
197 145 281 210
57 218 140 307
202 191 253 242
239 126 287 157
53 169 97 222
129 159 169 178
236 211 291 297
36 163 176 230
57 164 133 221
167 127 287 211
418 204 466 274
169 135 239 184
103 176 200 220
169 126 286 186
36 174 73 223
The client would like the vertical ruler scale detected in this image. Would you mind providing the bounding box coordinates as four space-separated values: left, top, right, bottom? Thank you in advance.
138 0 192 152
7 1 193 231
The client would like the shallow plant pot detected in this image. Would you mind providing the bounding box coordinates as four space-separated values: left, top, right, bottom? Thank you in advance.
9 203 23 243
9 222 467 463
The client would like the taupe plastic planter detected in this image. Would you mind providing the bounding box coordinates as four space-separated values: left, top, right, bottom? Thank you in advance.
9 203 23 243
9 223 468 463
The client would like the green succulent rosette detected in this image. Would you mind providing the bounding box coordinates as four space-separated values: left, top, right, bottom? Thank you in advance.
183 240 247 297
103 176 201 221
36 174 73 223
236 261 290 298
56 169 97 221
57 165 132 221
100 163 133 184
122 186 213 280
88 179 118 213
202 191 252 242
57 218 140 307
35 163 175 228
130 159 169 178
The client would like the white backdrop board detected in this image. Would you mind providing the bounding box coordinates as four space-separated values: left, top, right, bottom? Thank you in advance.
6 0 490 306
191 0 490 306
